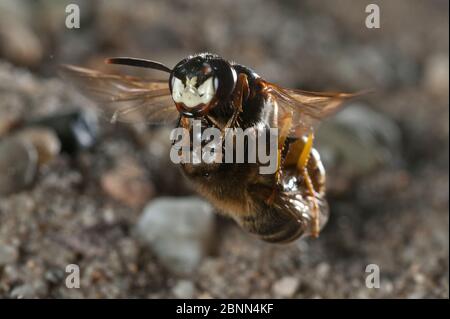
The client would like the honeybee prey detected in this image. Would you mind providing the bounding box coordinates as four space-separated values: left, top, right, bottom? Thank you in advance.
62 53 359 243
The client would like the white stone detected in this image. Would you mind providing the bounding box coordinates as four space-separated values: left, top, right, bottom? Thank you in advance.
136 197 215 275
272 276 300 298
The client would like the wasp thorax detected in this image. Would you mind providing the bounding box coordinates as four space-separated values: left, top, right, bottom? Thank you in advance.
172 75 217 108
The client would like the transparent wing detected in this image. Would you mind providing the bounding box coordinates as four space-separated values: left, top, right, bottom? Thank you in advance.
60 65 178 124
264 81 363 137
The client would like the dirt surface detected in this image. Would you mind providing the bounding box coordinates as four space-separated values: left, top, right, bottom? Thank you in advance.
0 0 448 298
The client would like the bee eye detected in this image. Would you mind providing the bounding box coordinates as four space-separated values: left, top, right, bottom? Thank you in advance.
213 77 219 91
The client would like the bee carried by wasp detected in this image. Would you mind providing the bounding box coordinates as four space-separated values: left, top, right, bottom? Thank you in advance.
62 52 362 243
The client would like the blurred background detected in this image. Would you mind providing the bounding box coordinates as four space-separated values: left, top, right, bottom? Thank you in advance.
0 0 448 298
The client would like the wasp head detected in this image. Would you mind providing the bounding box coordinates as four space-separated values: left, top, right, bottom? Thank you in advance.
170 53 237 117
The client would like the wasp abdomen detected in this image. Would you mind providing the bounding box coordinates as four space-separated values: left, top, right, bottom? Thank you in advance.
237 201 309 243
240 148 329 243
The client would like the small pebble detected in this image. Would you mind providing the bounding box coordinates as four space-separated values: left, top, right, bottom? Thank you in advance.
0 137 38 195
0 245 19 265
28 110 98 154
272 276 300 298
0 112 21 138
172 280 195 299
423 53 449 98
101 157 154 208
10 281 48 299
0 1 43 66
16 127 61 165
136 197 215 276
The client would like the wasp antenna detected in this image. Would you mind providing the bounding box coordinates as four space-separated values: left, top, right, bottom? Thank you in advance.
105 57 172 73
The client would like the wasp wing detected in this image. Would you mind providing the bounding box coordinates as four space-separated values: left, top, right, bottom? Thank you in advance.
60 65 178 125
265 81 363 137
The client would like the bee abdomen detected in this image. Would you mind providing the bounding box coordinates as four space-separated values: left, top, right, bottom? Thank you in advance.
237 209 307 243
236 194 329 243
258 215 308 243
241 151 329 243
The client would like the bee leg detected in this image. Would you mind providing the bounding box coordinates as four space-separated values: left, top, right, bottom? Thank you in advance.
232 73 249 114
266 115 292 205
297 133 320 238
224 105 240 131
221 73 249 140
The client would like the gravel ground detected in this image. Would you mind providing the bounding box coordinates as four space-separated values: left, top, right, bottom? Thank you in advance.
0 0 448 298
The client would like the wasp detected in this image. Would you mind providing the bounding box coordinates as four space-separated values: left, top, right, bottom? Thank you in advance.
62 52 359 243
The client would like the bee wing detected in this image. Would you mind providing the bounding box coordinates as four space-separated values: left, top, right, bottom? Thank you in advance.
265 81 364 137
60 65 178 124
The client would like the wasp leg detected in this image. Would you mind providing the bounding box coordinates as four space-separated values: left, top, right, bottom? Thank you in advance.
220 73 249 135
266 114 292 205
205 115 222 129
296 133 321 238
232 73 249 114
